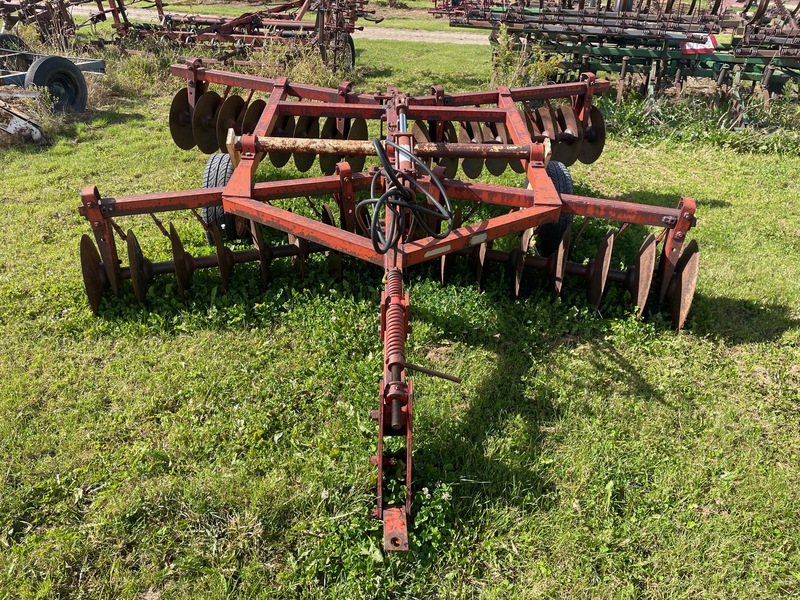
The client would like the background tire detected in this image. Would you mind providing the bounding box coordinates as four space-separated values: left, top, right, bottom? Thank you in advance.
24 55 88 112
536 160 574 257
201 153 238 245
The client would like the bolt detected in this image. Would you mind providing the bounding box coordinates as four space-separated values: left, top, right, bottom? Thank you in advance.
675 231 685 240
93 222 101 229
369 410 379 421
684 212 692 219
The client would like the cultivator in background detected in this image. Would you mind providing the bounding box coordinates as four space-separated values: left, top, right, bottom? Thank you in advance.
431 0 800 96
78 60 700 550
1 0 378 67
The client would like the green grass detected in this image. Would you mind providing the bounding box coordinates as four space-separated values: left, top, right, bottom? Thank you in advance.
0 36 799 599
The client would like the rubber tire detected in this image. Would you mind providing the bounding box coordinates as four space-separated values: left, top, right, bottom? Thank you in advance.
536 161 574 257
201 153 237 245
342 33 355 69
0 33 33 72
24 55 88 112
0 33 30 51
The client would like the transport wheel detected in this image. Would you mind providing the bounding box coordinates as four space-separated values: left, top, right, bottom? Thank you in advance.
24 55 88 112
536 161 574 257
201 153 240 245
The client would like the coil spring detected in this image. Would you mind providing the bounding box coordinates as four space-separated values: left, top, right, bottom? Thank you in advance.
384 269 406 376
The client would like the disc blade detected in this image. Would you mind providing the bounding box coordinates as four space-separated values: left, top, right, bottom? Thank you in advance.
412 120 430 144
579 106 606 165
268 114 295 168
458 121 484 179
553 105 583 167
668 240 700 330
497 123 524 174
474 241 489 288
210 224 232 291
319 117 341 176
169 223 192 301
631 234 656 316
345 117 368 171
192 91 222 155
250 221 272 290
547 222 571 300
587 228 615 309
216 94 245 154
241 98 266 135
126 229 149 304
483 122 508 176
438 121 458 179
294 116 319 173
440 206 462 286
169 88 195 150
80 234 106 315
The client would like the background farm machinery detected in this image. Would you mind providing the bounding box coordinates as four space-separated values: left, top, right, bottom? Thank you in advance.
430 0 800 98
77 60 699 550
1 0 378 67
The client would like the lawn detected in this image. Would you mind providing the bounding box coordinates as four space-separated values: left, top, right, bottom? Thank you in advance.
0 34 799 599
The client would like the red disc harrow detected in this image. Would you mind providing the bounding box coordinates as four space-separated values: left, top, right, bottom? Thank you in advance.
78 59 699 551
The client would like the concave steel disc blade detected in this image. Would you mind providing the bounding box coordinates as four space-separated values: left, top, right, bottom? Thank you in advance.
126 229 150 304
458 121 484 179
412 120 430 144
241 98 266 135
293 116 319 173
216 94 245 154
192 91 222 155
587 228 615 309
268 114 295 168
412 120 432 167
438 121 458 179
169 88 195 150
548 221 571 299
482 122 508 176
210 224 232 291
250 221 272 290
440 206 462 286
474 241 489 288
169 223 192 301
553 105 583 167
579 106 606 165
345 117 368 171
80 234 106 315
319 117 341 176
497 123 525 174
534 106 559 141
632 233 656 316
668 240 700 331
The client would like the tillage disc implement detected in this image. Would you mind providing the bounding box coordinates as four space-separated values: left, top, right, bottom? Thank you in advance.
78 59 700 551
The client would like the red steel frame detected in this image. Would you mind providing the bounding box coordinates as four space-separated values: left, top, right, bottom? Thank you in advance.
78 61 696 551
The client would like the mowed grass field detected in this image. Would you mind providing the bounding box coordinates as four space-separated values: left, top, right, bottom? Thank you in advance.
1 35 799 599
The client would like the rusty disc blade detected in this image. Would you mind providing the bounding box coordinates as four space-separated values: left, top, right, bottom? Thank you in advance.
547 221 571 300
126 229 149 304
458 121 484 179
293 116 319 173
80 234 106 315
345 117 368 172
587 228 615 309
668 239 699 330
579 106 606 165
439 206 462 286
534 106 560 141
474 240 491 288
268 114 295 168
192 90 222 155
319 117 341 176
209 224 233 291
169 223 192 301
321 203 336 227
497 123 525 174
438 121 458 179
553 105 583 167
169 88 195 150
482 122 508 176
412 120 430 144
216 94 245 154
241 98 266 135
631 233 656 316
250 221 272 290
